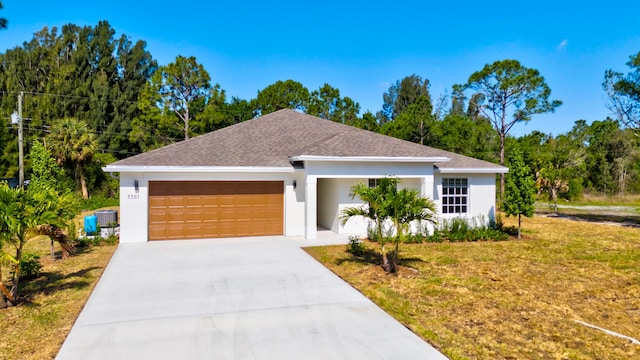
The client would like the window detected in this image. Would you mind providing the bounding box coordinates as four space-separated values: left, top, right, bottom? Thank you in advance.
368 178 397 189
442 178 468 214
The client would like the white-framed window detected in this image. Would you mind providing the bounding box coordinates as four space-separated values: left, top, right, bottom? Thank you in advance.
442 178 468 214
368 178 381 188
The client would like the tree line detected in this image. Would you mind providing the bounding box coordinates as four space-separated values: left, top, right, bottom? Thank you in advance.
0 20 638 200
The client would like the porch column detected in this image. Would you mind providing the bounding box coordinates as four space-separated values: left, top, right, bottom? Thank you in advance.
305 176 318 240
421 176 434 200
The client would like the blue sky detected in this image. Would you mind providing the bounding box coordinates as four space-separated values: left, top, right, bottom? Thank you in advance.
1 1 639 137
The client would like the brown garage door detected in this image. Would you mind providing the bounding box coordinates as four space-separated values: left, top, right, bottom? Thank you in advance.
148 181 284 240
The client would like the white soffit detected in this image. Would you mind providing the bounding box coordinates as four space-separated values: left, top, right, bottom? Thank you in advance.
289 155 451 163
102 165 295 173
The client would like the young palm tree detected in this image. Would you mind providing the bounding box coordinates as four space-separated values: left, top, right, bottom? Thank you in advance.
341 178 437 273
388 188 437 270
0 186 18 307
0 184 65 302
46 118 97 199
341 178 396 271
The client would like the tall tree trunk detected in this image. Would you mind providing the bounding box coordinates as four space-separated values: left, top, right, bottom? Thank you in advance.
184 106 190 140
0 265 8 308
10 246 23 301
79 168 89 199
499 131 506 203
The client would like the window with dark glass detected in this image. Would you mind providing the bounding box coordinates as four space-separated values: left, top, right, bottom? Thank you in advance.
442 178 468 214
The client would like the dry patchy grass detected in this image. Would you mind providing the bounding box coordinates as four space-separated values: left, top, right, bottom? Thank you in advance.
306 216 640 359
0 229 116 359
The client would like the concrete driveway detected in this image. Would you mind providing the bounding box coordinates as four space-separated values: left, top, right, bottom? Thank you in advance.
56 236 446 359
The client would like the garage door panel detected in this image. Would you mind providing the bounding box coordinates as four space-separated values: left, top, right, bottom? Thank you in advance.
148 181 283 240
218 195 235 206
184 209 203 222
235 195 253 206
184 196 203 207
202 197 219 207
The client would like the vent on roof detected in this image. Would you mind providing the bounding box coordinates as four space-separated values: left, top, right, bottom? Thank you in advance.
290 160 305 169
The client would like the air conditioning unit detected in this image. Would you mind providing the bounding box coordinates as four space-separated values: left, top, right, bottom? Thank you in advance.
94 210 118 228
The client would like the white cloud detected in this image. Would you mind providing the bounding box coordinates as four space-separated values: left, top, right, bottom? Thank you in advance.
557 39 568 51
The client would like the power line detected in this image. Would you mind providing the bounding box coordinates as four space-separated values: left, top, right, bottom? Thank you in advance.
0 89 257 116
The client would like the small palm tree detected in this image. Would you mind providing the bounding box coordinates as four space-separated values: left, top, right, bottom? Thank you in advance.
46 118 97 199
388 188 437 270
341 178 395 271
0 184 71 303
341 178 437 273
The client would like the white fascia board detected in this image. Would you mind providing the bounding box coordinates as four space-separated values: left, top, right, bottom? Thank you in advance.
289 155 451 163
102 165 295 173
435 167 509 174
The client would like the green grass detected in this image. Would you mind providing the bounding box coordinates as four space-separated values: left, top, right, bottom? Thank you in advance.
305 215 640 359
0 208 117 359
542 193 640 207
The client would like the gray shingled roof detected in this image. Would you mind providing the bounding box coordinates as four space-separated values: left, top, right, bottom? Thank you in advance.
109 109 505 171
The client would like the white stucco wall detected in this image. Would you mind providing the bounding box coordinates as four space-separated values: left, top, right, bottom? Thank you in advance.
118 171 305 243
116 162 498 242
317 178 371 235
119 172 148 243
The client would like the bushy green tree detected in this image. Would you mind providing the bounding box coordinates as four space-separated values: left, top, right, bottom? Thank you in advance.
28 140 67 194
380 74 431 124
307 83 360 124
380 95 437 145
252 79 310 115
503 149 536 239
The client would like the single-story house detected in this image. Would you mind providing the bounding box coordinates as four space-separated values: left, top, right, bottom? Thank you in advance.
104 109 508 243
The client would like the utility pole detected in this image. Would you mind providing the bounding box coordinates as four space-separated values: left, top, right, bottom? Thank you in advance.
18 91 24 188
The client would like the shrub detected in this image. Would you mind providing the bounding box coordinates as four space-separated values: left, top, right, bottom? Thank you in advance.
79 196 119 211
427 231 445 243
16 253 43 280
366 225 379 242
346 235 365 256
434 216 511 242
103 234 119 245
405 232 427 244
566 179 583 201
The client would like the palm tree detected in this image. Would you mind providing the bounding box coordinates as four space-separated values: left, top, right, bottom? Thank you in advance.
341 178 395 271
0 184 68 302
46 118 97 199
341 178 437 273
388 188 437 270
0 186 19 307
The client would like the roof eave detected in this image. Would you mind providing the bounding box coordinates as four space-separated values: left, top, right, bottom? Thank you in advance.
289 155 451 163
103 165 295 173
435 167 509 174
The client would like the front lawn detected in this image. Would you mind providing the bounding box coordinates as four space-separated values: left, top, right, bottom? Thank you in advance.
0 217 117 359
305 216 640 359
